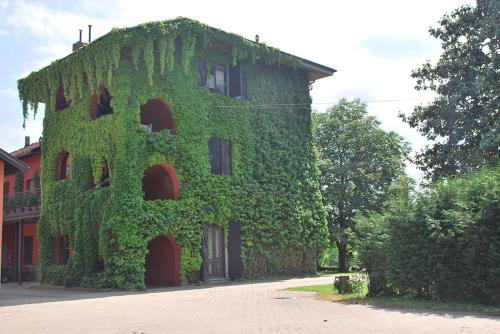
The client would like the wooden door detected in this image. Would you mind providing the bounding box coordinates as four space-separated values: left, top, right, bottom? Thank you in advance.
228 221 242 279
206 224 225 278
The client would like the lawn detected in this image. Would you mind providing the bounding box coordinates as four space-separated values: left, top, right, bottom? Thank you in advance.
286 283 500 316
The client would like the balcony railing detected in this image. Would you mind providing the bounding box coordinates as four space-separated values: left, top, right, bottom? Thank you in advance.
2 191 41 222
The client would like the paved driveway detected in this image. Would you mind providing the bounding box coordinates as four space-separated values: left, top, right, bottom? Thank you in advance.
0 276 499 334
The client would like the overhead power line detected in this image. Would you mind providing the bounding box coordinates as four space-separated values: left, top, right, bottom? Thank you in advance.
214 98 423 109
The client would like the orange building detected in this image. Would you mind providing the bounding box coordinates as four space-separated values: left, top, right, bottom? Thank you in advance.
1 137 40 283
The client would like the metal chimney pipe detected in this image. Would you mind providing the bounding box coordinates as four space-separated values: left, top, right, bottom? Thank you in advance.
88 25 92 43
79 29 82 42
24 136 30 147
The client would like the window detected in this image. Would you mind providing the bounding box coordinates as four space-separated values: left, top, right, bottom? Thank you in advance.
208 137 232 175
23 236 33 265
140 98 176 132
55 151 71 180
197 61 246 99
3 182 9 196
90 86 113 120
208 64 227 95
55 84 71 112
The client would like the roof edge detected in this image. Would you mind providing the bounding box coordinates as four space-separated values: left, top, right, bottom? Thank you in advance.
0 147 28 175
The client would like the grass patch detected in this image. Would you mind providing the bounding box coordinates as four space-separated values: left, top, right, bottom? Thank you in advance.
286 283 500 316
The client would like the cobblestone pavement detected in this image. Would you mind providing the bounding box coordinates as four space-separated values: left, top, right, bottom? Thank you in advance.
1 276 499 334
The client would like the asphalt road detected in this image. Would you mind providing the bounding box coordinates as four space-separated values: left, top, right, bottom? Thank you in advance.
1 276 499 334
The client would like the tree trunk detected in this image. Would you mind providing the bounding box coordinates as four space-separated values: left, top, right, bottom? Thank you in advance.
337 241 348 272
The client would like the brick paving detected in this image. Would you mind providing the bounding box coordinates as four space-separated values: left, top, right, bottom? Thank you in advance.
0 276 499 334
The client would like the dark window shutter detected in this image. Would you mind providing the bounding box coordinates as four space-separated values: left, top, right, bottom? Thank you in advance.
23 236 33 265
221 139 232 176
200 223 209 281
228 64 241 98
240 71 247 100
197 60 207 86
208 137 222 174
228 221 242 279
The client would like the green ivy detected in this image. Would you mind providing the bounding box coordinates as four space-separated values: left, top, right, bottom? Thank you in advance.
19 17 327 289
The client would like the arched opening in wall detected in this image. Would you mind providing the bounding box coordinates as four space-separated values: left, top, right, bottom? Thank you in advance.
55 151 71 180
100 160 110 187
140 98 176 132
55 84 71 112
142 164 179 200
90 86 113 120
145 235 180 287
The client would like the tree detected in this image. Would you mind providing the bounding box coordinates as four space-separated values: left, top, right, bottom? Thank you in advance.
313 99 409 272
405 0 499 180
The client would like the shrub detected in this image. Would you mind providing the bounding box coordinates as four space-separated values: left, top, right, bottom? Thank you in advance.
350 273 368 296
42 265 66 286
357 168 500 304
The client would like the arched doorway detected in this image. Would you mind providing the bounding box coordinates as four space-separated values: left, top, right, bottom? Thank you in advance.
145 235 180 287
140 98 176 132
142 163 179 200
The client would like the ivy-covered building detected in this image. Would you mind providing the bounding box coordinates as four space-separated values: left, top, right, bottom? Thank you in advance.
18 18 335 289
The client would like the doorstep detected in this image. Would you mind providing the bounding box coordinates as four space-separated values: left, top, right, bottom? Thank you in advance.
203 277 231 285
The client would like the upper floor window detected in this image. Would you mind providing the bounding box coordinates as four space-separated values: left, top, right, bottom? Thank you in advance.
140 98 176 132
3 182 9 196
55 151 71 181
90 86 113 120
208 137 232 176
209 64 227 95
55 84 71 112
197 61 246 99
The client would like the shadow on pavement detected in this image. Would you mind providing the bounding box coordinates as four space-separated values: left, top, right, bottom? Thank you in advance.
0 277 296 308
333 299 500 320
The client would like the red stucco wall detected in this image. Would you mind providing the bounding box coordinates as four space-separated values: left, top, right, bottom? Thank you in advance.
3 153 41 194
2 149 41 272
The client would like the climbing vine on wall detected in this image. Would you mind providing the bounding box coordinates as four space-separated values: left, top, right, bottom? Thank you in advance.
18 17 298 125
19 17 327 289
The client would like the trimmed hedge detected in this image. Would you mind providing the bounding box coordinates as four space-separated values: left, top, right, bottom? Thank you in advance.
357 168 500 304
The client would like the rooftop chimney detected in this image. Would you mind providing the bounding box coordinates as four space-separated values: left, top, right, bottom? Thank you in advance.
72 29 87 52
88 24 92 43
255 34 259 43
25 136 30 147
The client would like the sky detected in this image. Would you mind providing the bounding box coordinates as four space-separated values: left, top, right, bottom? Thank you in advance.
0 0 474 181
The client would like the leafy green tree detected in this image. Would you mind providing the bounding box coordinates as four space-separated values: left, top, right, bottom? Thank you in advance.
405 0 499 180
313 99 409 272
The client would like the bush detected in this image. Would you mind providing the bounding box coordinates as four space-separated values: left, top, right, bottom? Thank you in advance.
356 168 500 304
319 246 338 268
42 265 66 286
350 273 368 296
